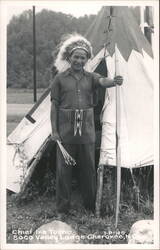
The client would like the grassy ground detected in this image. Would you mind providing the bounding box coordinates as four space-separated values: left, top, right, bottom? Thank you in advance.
7 88 45 135
7 122 18 136
6 88 153 245
7 88 45 104
7 168 153 245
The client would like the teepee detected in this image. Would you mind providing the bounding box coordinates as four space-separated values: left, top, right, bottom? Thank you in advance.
85 6 154 168
85 6 154 225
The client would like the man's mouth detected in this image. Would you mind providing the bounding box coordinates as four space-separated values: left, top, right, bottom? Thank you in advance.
74 64 82 67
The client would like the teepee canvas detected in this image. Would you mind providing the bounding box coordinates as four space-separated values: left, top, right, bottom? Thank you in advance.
85 6 154 168
7 89 52 193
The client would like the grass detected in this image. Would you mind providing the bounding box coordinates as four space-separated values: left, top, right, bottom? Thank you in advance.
7 122 18 136
7 167 153 244
7 88 46 135
7 88 45 104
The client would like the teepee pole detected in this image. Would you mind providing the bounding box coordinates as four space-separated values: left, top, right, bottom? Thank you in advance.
95 6 115 218
115 44 121 228
140 6 145 34
95 165 104 218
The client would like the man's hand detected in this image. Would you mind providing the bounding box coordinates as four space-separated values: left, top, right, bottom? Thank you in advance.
99 76 123 88
114 75 123 86
51 133 61 143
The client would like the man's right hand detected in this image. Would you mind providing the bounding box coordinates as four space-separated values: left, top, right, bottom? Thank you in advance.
51 133 61 143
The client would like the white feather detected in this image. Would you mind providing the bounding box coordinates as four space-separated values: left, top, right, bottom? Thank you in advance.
54 33 93 72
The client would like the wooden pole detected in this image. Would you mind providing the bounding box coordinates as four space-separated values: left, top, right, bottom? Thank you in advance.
18 135 51 195
140 6 145 34
95 165 104 217
95 6 114 218
115 44 121 228
33 6 37 102
144 6 152 45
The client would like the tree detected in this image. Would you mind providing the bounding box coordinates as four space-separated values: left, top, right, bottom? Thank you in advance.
7 9 95 88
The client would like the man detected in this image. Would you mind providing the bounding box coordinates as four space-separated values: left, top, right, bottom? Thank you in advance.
50 34 123 214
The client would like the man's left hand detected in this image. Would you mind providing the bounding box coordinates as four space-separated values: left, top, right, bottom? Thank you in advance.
114 75 123 86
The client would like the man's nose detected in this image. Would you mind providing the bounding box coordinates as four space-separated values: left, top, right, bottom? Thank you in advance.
76 58 82 63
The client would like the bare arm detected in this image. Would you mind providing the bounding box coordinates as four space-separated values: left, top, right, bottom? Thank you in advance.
99 75 123 88
50 74 61 142
50 101 61 142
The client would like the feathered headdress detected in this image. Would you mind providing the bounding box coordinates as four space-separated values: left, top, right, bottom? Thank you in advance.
54 33 93 72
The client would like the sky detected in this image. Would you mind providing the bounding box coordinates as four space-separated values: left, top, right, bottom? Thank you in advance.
4 0 154 24
6 1 107 23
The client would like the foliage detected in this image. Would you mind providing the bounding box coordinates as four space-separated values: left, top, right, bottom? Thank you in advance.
7 10 95 88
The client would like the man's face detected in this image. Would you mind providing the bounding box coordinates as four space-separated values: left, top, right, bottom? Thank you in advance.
69 49 88 72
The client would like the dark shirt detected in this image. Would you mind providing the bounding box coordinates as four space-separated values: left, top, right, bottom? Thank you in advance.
50 68 101 109
50 68 102 144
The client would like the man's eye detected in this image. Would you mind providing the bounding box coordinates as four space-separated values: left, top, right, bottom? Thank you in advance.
80 56 87 60
73 55 86 60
